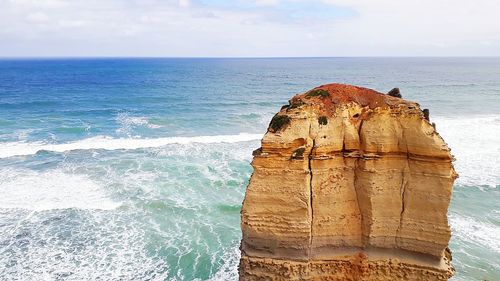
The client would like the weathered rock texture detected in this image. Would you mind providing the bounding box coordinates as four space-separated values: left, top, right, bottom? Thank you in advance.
239 83 457 280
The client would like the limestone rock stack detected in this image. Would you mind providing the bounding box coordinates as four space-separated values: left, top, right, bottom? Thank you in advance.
239 83 457 280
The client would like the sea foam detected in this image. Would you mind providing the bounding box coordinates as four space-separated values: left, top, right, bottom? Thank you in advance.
115 113 163 136
0 169 120 211
434 115 500 187
0 133 262 158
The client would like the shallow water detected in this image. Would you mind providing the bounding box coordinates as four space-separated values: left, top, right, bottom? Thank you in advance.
0 58 499 280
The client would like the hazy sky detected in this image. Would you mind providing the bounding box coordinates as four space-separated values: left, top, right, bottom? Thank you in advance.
0 0 499 57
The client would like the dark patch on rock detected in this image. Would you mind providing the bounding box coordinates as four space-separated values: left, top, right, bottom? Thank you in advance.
318 116 328 125
281 104 290 110
387 88 402 98
252 147 262 156
269 114 291 132
291 147 306 159
445 247 452 261
306 89 330 98
423 109 430 121
288 100 305 110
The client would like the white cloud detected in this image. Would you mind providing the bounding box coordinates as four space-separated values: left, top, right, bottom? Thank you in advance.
251 0 281 6
0 0 498 56
322 0 500 55
25 11 50 23
178 0 190 8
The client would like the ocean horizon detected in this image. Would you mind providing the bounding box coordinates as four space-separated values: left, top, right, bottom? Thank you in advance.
0 57 498 280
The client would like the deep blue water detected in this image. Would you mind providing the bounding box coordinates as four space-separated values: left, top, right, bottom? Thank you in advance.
0 58 499 280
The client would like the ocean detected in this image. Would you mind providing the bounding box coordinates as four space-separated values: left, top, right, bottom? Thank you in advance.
0 58 498 281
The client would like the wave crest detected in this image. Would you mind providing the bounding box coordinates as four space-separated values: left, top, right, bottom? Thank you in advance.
0 133 262 158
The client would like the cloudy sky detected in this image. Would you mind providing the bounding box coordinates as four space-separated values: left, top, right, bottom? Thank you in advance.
0 0 499 57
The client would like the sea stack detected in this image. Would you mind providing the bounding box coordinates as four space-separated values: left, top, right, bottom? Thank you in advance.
239 83 457 280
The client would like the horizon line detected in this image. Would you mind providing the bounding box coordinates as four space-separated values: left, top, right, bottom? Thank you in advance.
1 55 499 60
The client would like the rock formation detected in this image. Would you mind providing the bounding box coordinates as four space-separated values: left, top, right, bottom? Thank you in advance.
239 83 457 280
388 87 402 98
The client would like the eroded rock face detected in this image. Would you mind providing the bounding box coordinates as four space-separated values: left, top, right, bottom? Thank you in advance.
239 83 457 281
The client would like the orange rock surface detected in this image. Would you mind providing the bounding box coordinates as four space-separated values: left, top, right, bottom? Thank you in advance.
239 83 457 280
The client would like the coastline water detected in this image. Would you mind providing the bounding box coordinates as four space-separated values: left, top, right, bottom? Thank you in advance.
0 58 499 280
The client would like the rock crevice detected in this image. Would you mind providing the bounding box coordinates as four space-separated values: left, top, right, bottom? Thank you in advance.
308 133 315 256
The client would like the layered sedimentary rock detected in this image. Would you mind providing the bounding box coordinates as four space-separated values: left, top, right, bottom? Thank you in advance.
239 83 457 280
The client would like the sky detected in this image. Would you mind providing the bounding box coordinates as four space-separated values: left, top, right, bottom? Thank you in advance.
0 0 499 57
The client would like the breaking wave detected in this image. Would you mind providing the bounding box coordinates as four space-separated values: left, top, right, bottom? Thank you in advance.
0 133 262 158
433 115 500 188
115 113 163 136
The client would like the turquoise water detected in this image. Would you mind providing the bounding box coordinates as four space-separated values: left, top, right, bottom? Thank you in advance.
0 58 498 280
